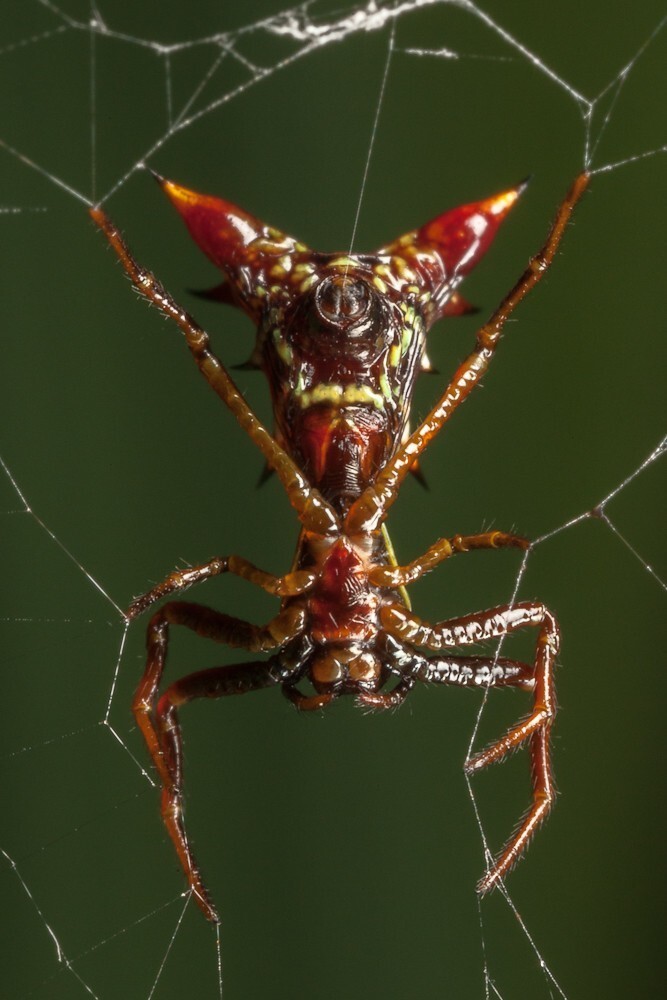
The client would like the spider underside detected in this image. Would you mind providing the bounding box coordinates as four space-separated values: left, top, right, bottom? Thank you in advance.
91 171 589 923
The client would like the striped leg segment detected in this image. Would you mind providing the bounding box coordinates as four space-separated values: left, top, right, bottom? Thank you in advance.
380 600 559 892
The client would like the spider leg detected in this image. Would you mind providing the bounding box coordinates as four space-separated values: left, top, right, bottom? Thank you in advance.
90 208 339 537
380 600 557 654
127 554 316 618
369 530 528 589
347 173 590 533
154 659 283 922
356 675 416 710
133 600 305 806
415 652 534 690
282 674 416 712
380 601 558 892
281 686 338 711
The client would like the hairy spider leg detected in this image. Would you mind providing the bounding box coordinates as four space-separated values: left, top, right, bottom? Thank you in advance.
126 553 316 619
89 209 339 537
355 675 417 710
347 172 591 534
337 174 588 888
369 530 529 588
154 660 283 922
133 600 306 921
413 653 535 691
90 208 349 919
380 600 559 891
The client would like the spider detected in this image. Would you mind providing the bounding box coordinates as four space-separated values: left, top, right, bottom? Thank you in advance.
91 170 589 923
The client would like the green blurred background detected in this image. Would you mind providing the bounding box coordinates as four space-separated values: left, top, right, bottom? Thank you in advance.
2 2 665 997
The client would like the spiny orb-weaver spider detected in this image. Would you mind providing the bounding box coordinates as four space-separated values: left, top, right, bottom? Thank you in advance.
91 170 589 923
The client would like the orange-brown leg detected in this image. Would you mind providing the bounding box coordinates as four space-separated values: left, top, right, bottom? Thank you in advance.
133 600 305 788
347 173 590 533
154 660 283 922
282 686 338 711
132 599 305 919
90 208 339 537
127 553 316 619
356 675 416 710
369 530 528 589
380 600 559 892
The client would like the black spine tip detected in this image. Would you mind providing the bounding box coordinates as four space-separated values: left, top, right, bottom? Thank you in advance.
231 359 261 372
147 167 166 186
517 174 533 196
256 463 274 488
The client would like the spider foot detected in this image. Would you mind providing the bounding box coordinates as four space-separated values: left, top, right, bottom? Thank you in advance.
161 787 220 923
189 881 220 924
476 795 552 896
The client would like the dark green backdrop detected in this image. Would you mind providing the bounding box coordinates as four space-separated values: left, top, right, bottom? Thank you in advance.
2 2 665 998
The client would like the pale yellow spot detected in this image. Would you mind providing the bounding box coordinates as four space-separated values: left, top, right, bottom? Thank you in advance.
296 383 385 410
272 329 293 365
379 373 392 402
253 238 280 253
299 274 319 292
392 256 417 282
328 256 358 269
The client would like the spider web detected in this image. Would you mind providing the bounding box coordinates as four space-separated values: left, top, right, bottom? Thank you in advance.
1 1 665 997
